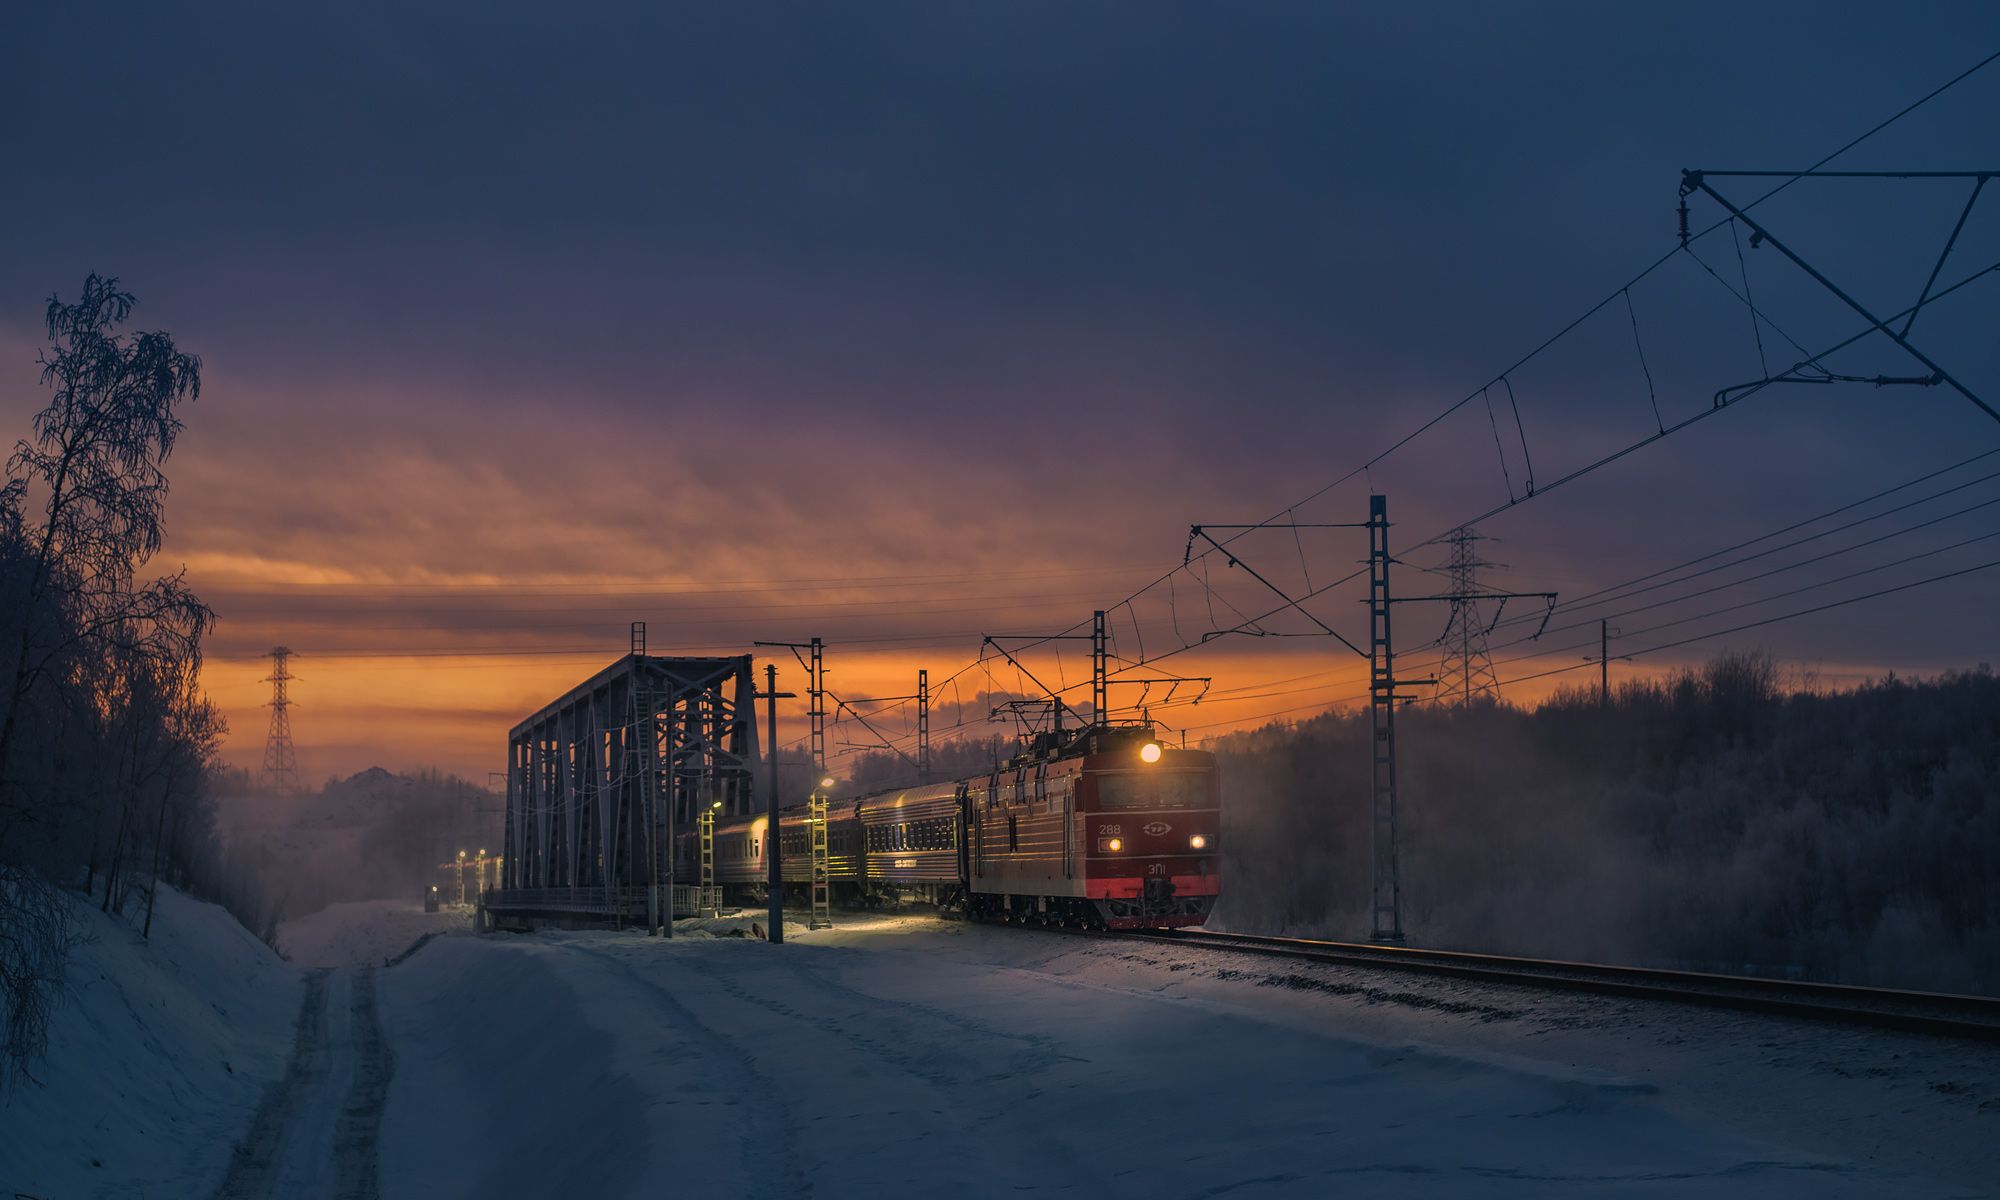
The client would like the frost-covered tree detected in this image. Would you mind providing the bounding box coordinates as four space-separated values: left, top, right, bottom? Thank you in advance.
0 275 218 1088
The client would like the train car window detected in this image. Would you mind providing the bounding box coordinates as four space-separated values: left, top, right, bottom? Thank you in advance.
1097 773 1211 809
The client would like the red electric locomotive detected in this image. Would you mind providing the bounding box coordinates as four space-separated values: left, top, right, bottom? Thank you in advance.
691 724 1219 929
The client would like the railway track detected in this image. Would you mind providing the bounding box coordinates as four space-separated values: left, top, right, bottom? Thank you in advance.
1103 927 2000 1041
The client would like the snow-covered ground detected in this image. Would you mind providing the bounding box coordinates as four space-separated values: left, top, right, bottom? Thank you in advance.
278 899 474 968
0 886 302 1199
6 901 1995 1198
375 915 2000 1199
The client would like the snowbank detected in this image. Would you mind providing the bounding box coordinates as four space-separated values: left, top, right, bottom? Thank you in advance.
0 886 302 1198
278 899 473 968
671 911 812 940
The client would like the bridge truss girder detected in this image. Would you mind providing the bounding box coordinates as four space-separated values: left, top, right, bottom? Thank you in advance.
501 654 760 894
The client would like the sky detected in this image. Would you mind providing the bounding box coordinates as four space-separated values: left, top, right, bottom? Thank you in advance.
3 3 1998 784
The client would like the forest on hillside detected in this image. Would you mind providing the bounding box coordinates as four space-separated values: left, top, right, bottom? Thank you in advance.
1212 654 2000 994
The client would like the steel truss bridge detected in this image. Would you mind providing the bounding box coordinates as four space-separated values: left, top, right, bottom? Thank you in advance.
489 645 760 931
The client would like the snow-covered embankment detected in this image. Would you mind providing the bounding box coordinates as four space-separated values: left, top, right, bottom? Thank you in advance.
0 886 302 1198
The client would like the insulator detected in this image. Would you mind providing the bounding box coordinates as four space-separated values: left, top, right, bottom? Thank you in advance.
1677 199 1689 246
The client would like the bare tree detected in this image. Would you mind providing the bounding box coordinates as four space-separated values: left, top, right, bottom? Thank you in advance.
0 274 211 1089
0 273 207 801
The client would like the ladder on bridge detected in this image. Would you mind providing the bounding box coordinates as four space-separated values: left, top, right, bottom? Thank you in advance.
698 802 719 917
808 790 832 930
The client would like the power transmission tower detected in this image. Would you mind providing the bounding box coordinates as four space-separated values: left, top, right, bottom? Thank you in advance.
260 646 302 797
1433 527 1502 707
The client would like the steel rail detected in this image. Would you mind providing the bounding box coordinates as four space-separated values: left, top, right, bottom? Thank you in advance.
1101 927 2000 1042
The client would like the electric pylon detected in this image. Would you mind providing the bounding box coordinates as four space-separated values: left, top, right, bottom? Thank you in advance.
1434 527 1501 707
260 646 302 797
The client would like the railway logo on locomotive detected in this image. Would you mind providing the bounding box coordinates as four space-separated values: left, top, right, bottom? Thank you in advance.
1142 821 1173 836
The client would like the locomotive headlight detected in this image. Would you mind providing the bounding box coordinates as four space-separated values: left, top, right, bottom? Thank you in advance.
1100 837 1123 853
1189 834 1208 850
1139 742 1162 764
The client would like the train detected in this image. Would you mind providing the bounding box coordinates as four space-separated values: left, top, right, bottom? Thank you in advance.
679 724 1220 928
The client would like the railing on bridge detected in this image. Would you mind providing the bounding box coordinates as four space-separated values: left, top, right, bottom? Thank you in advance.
483 885 724 923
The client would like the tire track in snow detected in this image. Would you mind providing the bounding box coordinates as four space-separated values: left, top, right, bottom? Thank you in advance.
567 942 804 1199
332 967 392 1200
211 966 394 1200
212 969 330 1200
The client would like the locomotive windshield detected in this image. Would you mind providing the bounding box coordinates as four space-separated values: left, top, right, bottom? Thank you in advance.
1096 773 1211 809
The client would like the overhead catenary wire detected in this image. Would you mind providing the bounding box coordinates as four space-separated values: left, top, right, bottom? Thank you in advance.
244 52 2000 763
896 52 2000 707
1480 450 2000 638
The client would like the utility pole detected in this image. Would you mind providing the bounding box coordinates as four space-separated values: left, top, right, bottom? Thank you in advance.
1601 619 1610 706
1190 498 1549 944
1091 610 1108 728
630 621 669 937
1366 496 1405 944
917 668 931 783
1183 506 1405 940
809 637 825 772
260 646 302 798
756 663 795 945
752 638 828 941
754 638 826 770
1584 621 1623 707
